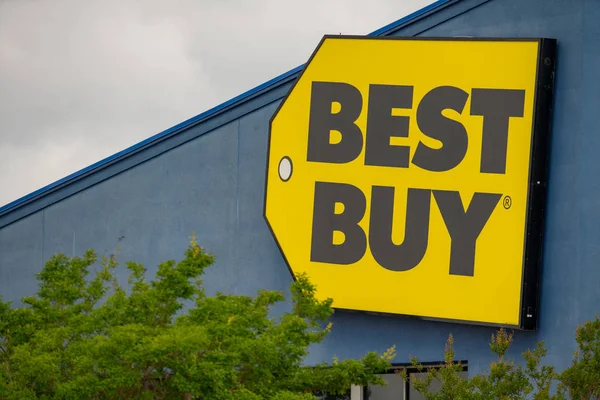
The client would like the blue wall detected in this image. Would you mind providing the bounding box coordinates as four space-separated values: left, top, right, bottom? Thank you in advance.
1 0 599 376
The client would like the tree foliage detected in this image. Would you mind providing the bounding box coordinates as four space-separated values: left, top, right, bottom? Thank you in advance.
2 237 599 399
0 237 394 399
561 316 600 399
403 319 600 400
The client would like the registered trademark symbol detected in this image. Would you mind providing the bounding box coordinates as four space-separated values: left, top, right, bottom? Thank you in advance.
503 195 512 209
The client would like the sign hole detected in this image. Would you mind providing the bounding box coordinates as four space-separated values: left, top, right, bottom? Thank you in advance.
278 156 292 182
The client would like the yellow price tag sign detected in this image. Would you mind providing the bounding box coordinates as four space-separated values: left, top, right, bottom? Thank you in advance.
264 36 556 329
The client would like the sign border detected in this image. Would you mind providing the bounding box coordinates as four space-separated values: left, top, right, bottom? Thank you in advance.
263 35 557 331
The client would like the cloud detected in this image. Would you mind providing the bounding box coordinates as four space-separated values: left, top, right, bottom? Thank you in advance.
0 0 432 207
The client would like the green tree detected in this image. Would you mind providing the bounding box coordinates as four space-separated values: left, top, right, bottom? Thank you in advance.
402 322 600 400
560 316 600 399
402 329 564 399
0 237 394 399
407 328 568 399
399 334 472 399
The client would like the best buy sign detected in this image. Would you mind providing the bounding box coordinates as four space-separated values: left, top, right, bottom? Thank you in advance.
264 36 555 329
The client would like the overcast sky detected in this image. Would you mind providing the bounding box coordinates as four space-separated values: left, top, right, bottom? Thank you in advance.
0 0 432 208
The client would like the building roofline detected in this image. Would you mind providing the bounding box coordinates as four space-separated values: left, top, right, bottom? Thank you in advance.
0 0 458 219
